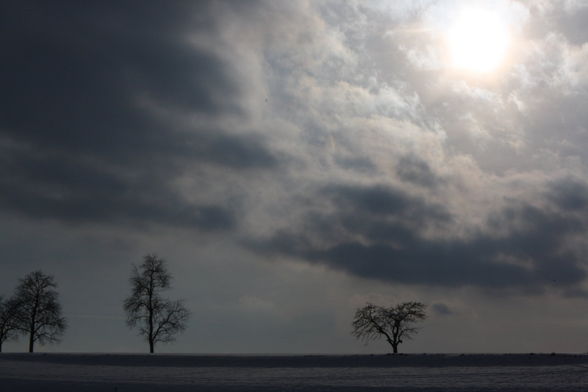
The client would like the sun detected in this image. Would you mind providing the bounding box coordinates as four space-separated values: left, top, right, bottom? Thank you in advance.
447 8 511 73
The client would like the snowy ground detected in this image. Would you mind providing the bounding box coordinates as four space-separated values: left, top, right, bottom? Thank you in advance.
1 353 588 391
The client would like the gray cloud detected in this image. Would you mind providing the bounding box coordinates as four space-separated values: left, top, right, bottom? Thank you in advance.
253 182 587 292
558 10 588 45
334 156 377 174
325 184 451 224
547 178 588 212
396 155 441 188
0 0 275 229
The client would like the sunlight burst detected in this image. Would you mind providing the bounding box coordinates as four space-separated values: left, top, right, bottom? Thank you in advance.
447 8 511 73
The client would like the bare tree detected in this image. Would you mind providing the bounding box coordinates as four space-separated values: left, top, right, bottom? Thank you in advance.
352 302 426 354
0 296 20 352
124 254 189 353
12 271 67 353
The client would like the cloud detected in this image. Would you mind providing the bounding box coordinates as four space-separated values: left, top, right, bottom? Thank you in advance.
324 184 451 226
225 1 588 296
546 178 588 211
396 155 441 188
334 156 377 174
0 1 275 229
252 181 587 292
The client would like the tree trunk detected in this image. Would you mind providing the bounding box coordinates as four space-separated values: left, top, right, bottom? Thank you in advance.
28 333 34 353
387 338 399 354
30 292 39 353
0 341 3 353
148 279 154 354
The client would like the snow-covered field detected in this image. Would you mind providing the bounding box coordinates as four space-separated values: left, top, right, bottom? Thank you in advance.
1 353 588 391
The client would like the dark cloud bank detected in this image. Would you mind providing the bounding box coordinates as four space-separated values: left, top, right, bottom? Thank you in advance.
0 0 274 231
253 179 588 294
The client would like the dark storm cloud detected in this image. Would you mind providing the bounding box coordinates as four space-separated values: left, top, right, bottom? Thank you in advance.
0 140 235 229
194 132 277 169
253 182 587 292
396 155 440 188
0 1 275 228
546 178 588 212
324 184 451 225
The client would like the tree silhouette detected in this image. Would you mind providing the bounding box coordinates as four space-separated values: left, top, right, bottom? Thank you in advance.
124 254 189 353
352 302 426 354
0 296 20 352
12 271 67 353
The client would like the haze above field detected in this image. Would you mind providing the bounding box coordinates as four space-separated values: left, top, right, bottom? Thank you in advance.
2 0 588 354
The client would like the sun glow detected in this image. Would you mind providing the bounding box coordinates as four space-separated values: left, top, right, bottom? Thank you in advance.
447 8 511 73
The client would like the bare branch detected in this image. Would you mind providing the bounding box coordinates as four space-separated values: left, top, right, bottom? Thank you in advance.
11 271 67 352
123 254 189 353
352 302 426 353
0 296 21 352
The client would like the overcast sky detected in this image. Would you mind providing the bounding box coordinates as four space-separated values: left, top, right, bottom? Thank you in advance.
2 0 588 354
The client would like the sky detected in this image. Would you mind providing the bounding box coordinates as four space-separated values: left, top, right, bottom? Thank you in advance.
2 0 588 354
